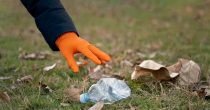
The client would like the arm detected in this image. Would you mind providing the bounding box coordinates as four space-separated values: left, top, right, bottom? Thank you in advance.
21 0 78 51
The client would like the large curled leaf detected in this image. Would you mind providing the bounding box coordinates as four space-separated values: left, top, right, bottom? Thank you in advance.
176 59 201 86
131 58 201 86
131 60 179 80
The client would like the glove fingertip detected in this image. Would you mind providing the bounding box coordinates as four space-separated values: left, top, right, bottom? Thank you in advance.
72 69 79 74
105 55 111 61
95 60 102 65
69 65 79 73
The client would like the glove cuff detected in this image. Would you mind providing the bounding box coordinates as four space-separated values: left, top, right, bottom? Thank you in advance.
55 32 78 46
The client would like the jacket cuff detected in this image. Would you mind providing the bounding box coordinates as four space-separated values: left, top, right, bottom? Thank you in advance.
35 8 78 51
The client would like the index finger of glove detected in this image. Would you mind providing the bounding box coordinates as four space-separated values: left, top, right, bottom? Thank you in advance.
88 45 111 62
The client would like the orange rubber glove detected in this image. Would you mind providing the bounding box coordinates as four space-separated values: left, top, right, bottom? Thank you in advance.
56 32 111 73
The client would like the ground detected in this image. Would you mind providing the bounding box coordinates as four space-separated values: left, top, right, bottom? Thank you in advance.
0 0 210 109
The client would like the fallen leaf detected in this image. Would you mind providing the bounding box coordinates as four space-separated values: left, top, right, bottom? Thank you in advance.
77 57 88 67
166 60 182 73
88 61 116 80
88 65 105 80
19 51 50 60
77 61 88 67
10 85 17 90
146 42 162 51
205 88 210 100
192 83 210 100
0 77 11 80
16 75 33 84
111 74 125 80
136 52 147 58
176 59 201 86
139 60 165 70
39 82 53 93
88 101 104 110
148 52 157 58
0 92 10 102
60 102 70 107
121 59 133 67
43 63 56 72
131 60 179 80
129 103 137 110
131 67 151 80
131 59 201 86
64 87 83 102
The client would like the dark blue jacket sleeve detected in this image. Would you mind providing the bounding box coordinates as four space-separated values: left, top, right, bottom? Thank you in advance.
20 0 78 51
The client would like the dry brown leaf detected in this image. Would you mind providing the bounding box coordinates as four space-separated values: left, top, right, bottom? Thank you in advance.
0 92 10 102
60 102 70 107
77 57 88 67
146 42 162 51
129 103 137 110
136 52 147 58
16 75 33 84
88 61 115 80
88 65 103 80
205 88 210 100
0 77 11 80
43 63 56 72
193 84 210 100
176 59 201 86
88 101 104 110
64 87 83 102
131 59 201 86
131 67 151 80
138 60 164 70
166 60 182 73
121 59 133 67
19 52 50 60
131 60 179 80
88 65 110 80
39 82 53 93
148 52 157 59
111 74 125 80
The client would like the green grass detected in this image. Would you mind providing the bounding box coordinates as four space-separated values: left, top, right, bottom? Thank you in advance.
1 0 210 109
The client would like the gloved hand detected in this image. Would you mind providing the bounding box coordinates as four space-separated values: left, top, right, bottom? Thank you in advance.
56 32 111 73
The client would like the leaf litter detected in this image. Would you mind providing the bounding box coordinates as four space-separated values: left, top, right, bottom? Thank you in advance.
43 63 57 72
0 92 10 102
16 75 33 84
131 58 210 100
64 87 83 102
131 58 201 86
0 76 12 80
39 82 53 93
88 101 104 110
14 48 210 109
19 51 51 60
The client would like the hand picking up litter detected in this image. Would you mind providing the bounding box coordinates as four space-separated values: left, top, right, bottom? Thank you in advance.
56 32 111 73
21 0 111 73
